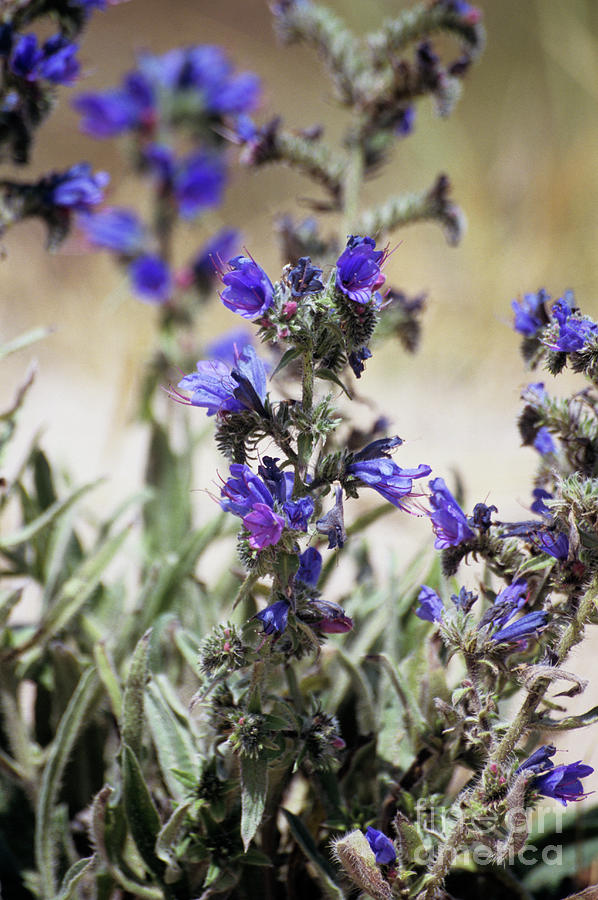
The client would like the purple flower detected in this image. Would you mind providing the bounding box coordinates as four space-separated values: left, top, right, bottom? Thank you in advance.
221 255 274 319
396 105 415 137
523 382 548 405
176 345 267 417
220 464 274 516
283 497 315 531
352 436 403 462
38 35 80 85
316 485 346 549
129 255 171 304
46 163 109 211
150 45 260 115
296 547 322 586
305 599 353 633
533 530 569 560
533 427 556 455
243 503 285 549
174 153 226 219
511 289 549 337
365 827 396 866
533 761 594 806
516 744 556 775
416 586 443 623
255 599 289 635
348 458 431 512
79 207 146 254
10 34 43 80
74 73 155 137
531 488 552 518
544 293 598 352
495 578 527 613
348 346 372 379
335 236 386 305
288 257 324 297
427 477 474 549
489 610 548 644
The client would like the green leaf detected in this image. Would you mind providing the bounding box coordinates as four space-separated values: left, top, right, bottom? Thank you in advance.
93 642 123 721
35 667 101 899
13 522 130 658
281 809 344 899
56 856 95 900
122 630 152 759
315 367 352 398
132 515 226 633
0 478 102 551
270 346 303 379
145 677 196 801
0 588 23 635
121 743 163 877
516 555 556 577
240 754 269 852
155 800 192 882
143 422 192 555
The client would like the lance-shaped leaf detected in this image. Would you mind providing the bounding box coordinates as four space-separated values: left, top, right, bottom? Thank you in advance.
122 630 152 759
9 522 130 659
35 667 101 899
240 754 269 852
155 800 192 883
145 677 196 801
0 478 102 551
56 856 95 900
121 743 163 878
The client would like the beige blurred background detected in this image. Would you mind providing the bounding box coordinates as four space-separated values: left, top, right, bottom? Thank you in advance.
2 0 598 769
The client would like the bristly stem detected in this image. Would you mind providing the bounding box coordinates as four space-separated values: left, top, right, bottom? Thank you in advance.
422 575 598 898
341 141 364 240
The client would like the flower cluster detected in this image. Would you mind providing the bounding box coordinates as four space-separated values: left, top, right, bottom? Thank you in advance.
73 44 260 303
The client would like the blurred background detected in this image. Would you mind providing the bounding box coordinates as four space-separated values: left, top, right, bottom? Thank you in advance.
2 0 598 766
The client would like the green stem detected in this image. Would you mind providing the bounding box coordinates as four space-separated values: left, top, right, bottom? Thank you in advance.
340 142 364 239
232 570 260 610
492 577 598 765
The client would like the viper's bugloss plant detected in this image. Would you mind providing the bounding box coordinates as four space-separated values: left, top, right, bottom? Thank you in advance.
3 2 598 900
